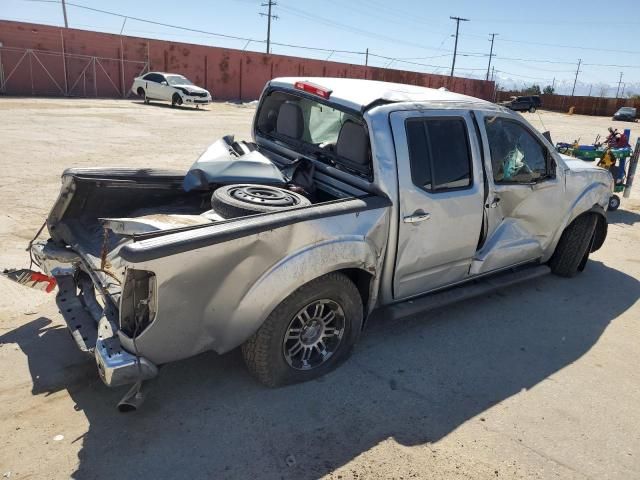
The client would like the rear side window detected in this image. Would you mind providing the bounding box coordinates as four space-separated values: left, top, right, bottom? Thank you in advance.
406 118 472 192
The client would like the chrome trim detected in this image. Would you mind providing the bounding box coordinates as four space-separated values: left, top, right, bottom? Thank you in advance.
95 337 157 387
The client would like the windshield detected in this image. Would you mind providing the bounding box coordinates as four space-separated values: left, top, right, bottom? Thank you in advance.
619 107 635 114
166 75 193 86
256 89 371 177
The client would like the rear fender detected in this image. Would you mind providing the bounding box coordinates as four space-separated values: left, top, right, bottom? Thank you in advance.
217 237 381 353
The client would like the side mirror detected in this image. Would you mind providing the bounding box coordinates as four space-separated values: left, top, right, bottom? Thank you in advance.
161 81 168 86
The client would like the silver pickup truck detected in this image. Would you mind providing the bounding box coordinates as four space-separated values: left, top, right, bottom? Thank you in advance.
25 77 612 393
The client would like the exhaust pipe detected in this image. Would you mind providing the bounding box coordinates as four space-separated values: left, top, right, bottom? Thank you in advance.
117 381 145 412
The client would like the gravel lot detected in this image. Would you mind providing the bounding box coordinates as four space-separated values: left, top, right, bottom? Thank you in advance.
0 98 639 480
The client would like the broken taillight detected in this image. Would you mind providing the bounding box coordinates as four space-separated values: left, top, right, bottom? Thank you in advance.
294 81 332 99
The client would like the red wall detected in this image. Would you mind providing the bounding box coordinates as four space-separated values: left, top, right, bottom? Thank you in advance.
0 20 495 101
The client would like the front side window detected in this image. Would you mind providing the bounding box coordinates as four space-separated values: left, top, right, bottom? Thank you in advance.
485 116 550 183
406 117 472 192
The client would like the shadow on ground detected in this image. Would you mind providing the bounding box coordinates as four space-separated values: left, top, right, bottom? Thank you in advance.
3 261 638 479
132 101 208 111
608 207 640 226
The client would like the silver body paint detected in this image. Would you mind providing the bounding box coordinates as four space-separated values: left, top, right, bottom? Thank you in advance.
35 78 612 384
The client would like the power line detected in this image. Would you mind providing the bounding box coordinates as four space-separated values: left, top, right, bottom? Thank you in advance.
60 0 68 28
260 0 278 54
571 59 581 97
17 0 640 85
486 33 497 80
615 72 623 98
449 16 470 77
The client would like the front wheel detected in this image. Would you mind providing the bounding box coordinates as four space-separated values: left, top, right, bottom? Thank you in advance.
549 214 597 277
242 272 363 387
171 93 183 107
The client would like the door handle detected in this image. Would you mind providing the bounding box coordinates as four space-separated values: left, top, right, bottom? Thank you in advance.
403 211 431 224
488 197 501 208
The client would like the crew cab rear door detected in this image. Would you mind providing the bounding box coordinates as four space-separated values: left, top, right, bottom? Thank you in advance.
390 110 484 299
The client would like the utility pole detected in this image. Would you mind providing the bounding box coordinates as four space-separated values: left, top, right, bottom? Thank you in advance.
588 84 592 96
61 0 69 28
449 16 469 77
615 72 623 98
551 77 555 91
570 58 581 97
365 48 369 66
485 33 497 81
621 83 626 97
260 1 278 54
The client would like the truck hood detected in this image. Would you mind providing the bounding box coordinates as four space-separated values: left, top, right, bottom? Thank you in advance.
560 154 607 173
560 154 613 190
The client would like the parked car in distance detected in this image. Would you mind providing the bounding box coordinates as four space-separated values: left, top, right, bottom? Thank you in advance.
131 72 212 108
24 78 612 395
500 95 542 113
612 106 637 122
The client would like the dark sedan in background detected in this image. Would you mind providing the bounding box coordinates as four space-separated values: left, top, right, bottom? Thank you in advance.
499 95 542 113
613 107 637 122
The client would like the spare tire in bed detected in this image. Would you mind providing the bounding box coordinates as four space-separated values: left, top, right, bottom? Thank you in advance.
211 184 311 218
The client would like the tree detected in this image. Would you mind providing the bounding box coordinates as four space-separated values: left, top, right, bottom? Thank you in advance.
522 84 541 95
543 85 555 95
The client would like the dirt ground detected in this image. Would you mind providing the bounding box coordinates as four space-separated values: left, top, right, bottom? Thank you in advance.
0 98 639 480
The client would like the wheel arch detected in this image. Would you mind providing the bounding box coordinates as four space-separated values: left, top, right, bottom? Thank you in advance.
217 237 381 353
552 205 607 258
588 205 607 252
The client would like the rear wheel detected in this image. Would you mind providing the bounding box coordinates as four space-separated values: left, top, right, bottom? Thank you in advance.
137 87 149 104
608 195 620 211
529 106 537 113
242 272 363 387
549 214 597 277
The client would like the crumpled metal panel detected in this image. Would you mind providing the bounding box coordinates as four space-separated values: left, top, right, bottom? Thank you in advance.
182 137 286 191
118 198 390 364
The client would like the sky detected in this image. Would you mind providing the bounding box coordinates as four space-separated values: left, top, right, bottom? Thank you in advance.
2 0 640 97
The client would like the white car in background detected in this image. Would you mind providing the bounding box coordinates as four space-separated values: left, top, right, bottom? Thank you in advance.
131 72 212 108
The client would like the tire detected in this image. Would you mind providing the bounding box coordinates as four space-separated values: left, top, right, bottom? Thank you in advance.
549 214 597 278
608 195 620 211
529 106 536 113
242 272 363 387
211 184 311 218
137 87 149 104
171 93 182 107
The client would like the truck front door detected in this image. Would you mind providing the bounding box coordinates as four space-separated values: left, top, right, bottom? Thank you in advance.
390 110 485 299
470 111 564 274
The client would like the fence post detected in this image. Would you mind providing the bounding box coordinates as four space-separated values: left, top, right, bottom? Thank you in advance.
60 30 68 95
624 137 640 198
0 43 4 93
93 57 97 97
29 49 34 94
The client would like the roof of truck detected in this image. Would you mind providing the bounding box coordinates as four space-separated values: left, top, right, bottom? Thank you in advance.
269 77 494 112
